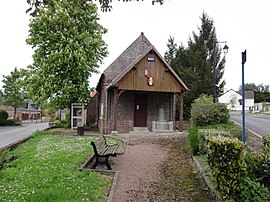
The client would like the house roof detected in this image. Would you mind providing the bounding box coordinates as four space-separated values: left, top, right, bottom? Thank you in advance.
18 102 41 112
0 103 41 112
220 89 254 99
101 32 188 91
238 90 254 99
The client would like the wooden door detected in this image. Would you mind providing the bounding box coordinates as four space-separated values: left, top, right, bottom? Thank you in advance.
134 94 147 127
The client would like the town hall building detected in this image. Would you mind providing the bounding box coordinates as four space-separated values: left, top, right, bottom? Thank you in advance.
94 33 188 134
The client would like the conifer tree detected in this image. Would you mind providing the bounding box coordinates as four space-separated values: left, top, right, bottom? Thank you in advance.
165 12 227 118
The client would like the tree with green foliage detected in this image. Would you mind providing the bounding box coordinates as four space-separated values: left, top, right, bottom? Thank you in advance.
0 90 4 105
165 12 227 119
239 83 270 93
239 83 259 92
26 0 164 15
164 36 177 64
1 67 26 119
26 0 108 110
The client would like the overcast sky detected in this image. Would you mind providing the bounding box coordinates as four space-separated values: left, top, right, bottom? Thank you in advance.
1 0 270 92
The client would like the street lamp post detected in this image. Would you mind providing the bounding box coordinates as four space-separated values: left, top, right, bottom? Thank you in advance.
212 41 229 103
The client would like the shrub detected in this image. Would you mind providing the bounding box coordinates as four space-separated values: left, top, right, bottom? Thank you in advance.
246 135 270 188
241 141 270 190
54 119 69 128
252 144 270 187
65 111 71 128
206 135 270 201
263 135 270 148
187 127 199 155
198 129 232 155
0 109 8 120
54 120 62 127
193 94 212 104
188 123 243 156
244 150 261 179
203 122 243 140
0 119 21 126
224 123 244 140
191 103 229 127
238 177 270 202
206 135 246 200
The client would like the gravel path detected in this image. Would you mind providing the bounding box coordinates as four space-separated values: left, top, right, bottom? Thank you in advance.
110 132 216 202
112 143 168 201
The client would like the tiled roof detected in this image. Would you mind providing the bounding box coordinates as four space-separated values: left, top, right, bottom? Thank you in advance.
220 89 254 100
103 32 152 84
102 32 188 90
238 90 254 99
0 104 41 112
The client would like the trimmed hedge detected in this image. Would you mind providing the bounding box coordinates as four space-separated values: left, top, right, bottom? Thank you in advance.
206 135 269 201
191 103 229 127
0 119 21 126
263 135 270 148
206 135 245 199
0 110 8 120
205 122 243 140
187 127 199 155
239 176 270 201
198 129 232 155
187 123 244 156
250 135 270 188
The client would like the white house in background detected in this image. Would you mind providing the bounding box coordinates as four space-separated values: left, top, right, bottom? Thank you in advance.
254 102 270 112
218 89 254 111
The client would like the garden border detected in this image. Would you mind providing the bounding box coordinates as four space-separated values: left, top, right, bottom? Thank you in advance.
192 156 222 202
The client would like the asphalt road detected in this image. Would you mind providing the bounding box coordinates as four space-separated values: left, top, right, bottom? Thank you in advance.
230 113 270 137
0 122 49 150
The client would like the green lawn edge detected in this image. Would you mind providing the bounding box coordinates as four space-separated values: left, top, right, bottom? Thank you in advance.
0 131 119 202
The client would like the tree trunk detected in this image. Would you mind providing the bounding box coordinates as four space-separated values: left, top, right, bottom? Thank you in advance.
13 107 17 120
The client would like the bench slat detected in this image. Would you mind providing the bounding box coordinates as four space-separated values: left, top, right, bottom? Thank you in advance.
90 136 119 170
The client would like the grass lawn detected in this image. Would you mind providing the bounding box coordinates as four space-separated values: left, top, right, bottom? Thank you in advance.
0 131 115 202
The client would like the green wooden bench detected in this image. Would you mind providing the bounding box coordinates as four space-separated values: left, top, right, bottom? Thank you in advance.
90 136 119 170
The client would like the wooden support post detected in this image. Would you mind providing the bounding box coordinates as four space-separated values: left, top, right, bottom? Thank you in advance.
113 88 118 132
175 93 184 132
179 92 183 132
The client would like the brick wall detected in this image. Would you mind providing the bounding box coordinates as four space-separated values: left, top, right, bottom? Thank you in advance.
105 91 174 133
107 90 134 133
117 91 134 133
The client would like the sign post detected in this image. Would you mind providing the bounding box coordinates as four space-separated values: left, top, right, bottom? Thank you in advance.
241 50 247 144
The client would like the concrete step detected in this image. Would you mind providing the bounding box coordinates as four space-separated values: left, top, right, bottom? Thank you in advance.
133 127 150 133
